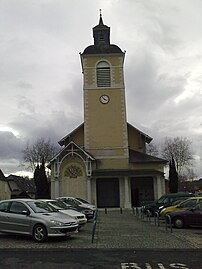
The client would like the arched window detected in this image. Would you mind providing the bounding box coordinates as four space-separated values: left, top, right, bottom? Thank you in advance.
96 61 111 87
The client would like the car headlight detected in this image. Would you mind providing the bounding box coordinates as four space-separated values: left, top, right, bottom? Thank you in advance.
50 220 65 226
160 208 165 213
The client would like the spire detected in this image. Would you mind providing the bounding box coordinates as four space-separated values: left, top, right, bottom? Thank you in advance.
93 10 110 46
82 12 123 54
99 9 104 25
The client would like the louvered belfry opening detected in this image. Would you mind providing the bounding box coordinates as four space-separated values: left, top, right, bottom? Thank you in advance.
97 61 111 87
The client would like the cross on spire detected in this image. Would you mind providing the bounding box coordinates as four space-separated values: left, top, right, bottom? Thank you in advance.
99 9 104 25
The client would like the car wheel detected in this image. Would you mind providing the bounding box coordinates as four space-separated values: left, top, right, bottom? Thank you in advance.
173 217 184 228
33 224 47 242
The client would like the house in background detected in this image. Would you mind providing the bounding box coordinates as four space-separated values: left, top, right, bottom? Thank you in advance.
178 179 202 193
49 14 168 208
7 175 36 199
0 170 36 200
0 169 11 200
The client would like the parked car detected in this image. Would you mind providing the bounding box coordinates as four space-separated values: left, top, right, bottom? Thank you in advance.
40 199 87 229
0 199 79 242
57 197 96 220
160 197 202 219
75 197 95 206
195 191 202 197
142 192 194 216
167 201 202 228
59 197 96 210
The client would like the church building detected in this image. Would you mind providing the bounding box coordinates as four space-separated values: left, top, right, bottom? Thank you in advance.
49 14 167 208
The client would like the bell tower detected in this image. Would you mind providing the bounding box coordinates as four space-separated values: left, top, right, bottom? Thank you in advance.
80 13 128 167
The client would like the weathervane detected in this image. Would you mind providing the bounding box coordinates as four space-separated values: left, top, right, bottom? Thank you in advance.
99 8 102 17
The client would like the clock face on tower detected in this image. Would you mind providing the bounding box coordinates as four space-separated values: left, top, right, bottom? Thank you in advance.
100 95 110 104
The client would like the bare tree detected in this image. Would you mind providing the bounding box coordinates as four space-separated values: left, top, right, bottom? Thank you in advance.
161 136 194 179
23 138 59 171
181 167 197 182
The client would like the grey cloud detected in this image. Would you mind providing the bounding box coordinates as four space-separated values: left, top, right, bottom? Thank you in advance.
17 95 35 114
1 0 202 177
0 159 24 176
10 108 81 146
16 81 33 89
0 131 24 162
126 52 185 115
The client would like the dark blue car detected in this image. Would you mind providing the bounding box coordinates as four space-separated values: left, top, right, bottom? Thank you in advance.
168 201 202 228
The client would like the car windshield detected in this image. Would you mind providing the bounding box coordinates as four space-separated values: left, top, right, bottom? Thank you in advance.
179 199 197 208
76 198 90 204
157 196 167 203
172 200 182 205
48 200 69 210
26 201 57 213
67 199 81 206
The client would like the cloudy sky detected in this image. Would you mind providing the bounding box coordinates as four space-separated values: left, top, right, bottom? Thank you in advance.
1 0 202 178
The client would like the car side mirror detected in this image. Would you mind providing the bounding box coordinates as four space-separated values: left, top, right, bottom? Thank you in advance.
22 210 30 216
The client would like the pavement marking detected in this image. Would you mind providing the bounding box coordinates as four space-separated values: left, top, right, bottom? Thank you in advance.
120 263 190 269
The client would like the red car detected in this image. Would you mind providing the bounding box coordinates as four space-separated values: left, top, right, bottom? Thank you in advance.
168 201 202 228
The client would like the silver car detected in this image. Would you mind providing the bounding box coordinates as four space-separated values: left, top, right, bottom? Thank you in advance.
57 196 96 211
40 199 87 229
0 199 79 242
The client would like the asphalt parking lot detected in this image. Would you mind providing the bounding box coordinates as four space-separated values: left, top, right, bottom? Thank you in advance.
0 208 201 249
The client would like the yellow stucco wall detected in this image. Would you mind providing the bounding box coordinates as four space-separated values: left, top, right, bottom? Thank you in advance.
96 158 129 169
0 180 10 200
128 125 146 152
69 125 84 146
85 89 125 148
129 161 164 172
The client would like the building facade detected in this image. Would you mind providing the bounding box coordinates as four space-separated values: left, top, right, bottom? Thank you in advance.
49 15 167 208
0 170 11 200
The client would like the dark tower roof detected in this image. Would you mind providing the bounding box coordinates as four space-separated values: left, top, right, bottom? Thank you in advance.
82 13 123 55
93 13 110 46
